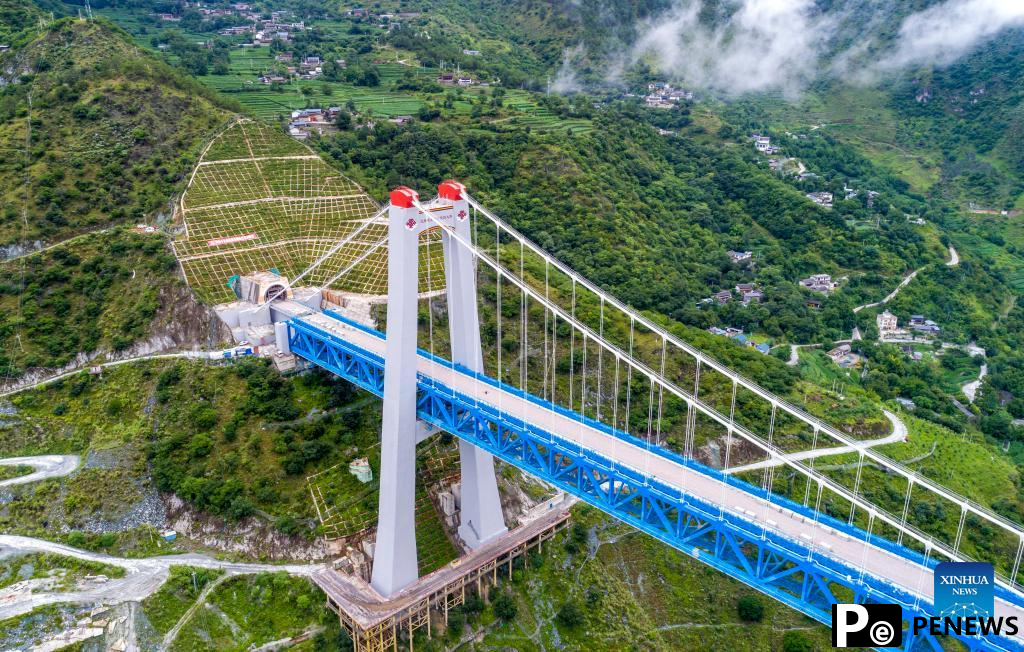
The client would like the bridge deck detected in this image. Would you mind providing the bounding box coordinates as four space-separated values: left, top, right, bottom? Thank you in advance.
299 311 1024 636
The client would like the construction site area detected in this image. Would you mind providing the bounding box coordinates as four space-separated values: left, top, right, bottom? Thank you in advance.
172 119 572 650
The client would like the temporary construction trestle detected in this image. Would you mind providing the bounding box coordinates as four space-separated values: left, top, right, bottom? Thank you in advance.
314 503 570 652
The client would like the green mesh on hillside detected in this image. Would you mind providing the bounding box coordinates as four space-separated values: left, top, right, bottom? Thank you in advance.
173 119 444 303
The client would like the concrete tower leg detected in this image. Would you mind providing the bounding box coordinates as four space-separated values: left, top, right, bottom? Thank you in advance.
370 187 422 597
439 180 509 549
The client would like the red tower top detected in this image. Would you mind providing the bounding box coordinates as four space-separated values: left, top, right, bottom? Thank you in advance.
390 186 419 208
438 180 466 201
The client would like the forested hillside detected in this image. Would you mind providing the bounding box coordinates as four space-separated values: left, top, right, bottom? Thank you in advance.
318 105 936 339
0 18 236 381
0 18 233 247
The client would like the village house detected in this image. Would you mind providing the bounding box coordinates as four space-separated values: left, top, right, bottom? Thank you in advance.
734 283 763 304
800 274 838 294
754 136 772 153
389 115 414 125
645 95 672 109
805 298 822 310
806 191 834 208
742 289 764 305
275 53 293 62
828 343 851 362
219 26 252 36
727 250 753 263
713 290 732 305
828 343 860 368
462 49 481 56
876 310 898 333
910 315 941 334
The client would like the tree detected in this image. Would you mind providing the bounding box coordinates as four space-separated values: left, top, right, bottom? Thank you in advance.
782 631 813 652
737 595 765 622
556 600 584 628
492 592 517 621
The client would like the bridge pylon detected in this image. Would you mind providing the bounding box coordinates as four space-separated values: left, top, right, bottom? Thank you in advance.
439 181 508 551
370 183 506 598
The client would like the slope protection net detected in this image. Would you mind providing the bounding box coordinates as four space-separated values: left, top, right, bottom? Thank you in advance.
174 119 443 303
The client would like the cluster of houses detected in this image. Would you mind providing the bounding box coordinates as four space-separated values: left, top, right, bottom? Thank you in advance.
844 185 880 208
258 55 344 84
640 82 693 109
800 274 838 294
806 191 834 209
157 4 308 45
346 7 423 24
751 134 781 155
707 327 772 355
876 310 941 339
437 72 478 86
287 107 343 139
287 108 415 139
706 283 764 306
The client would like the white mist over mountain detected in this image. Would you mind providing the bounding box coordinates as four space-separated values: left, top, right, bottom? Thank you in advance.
629 0 1024 96
873 0 1024 71
632 0 835 97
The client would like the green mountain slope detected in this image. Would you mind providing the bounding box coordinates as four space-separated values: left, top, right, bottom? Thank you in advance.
0 18 234 247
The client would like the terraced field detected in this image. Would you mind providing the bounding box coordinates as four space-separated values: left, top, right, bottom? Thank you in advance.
954 231 1024 291
197 47 428 120
500 90 593 135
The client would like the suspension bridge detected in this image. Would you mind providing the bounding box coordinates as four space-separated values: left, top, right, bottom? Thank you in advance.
239 180 1024 651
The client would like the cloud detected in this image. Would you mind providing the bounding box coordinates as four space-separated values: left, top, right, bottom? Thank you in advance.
872 0 1024 72
631 0 838 97
629 0 1024 96
551 44 586 94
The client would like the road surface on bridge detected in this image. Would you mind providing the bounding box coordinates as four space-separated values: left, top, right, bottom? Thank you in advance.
302 312 1024 635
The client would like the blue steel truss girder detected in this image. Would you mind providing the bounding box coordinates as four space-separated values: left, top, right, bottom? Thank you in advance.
287 315 1021 652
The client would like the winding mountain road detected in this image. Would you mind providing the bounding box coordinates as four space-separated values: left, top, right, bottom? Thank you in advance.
853 268 921 314
0 455 80 488
725 409 908 474
947 246 959 267
0 535 321 621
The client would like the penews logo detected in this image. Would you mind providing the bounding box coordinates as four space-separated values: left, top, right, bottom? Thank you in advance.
934 561 994 618
832 604 902 647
